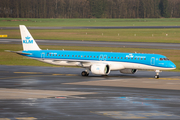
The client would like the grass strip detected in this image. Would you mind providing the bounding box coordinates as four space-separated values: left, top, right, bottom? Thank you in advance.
1 18 180 27
1 29 180 43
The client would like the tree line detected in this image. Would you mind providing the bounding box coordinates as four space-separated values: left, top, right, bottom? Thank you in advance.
0 0 180 18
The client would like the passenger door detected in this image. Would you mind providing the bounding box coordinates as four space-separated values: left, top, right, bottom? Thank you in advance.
151 57 155 65
41 53 45 60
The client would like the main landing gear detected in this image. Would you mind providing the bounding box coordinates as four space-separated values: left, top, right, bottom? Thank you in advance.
81 70 89 76
154 70 161 79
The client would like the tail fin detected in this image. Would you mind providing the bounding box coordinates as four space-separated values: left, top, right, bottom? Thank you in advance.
19 25 41 51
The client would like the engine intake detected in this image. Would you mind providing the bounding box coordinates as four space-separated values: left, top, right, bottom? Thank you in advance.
91 64 110 75
120 69 137 74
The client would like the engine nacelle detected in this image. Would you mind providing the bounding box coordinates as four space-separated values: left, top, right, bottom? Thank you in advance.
91 64 110 75
120 69 137 74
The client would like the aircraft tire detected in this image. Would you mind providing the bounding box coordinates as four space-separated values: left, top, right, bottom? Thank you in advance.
81 71 88 76
155 75 159 79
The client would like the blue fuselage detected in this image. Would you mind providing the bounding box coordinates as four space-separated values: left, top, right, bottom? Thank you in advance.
22 50 176 69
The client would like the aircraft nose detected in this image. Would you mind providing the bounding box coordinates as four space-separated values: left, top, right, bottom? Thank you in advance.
168 61 176 69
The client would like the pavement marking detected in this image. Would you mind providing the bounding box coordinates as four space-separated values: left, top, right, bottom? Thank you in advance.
0 88 97 99
0 73 78 80
53 74 78 76
66 74 79 76
0 118 11 120
14 72 43 74
0 76 33 80
92 111 146 119
53 74 66 76
149 78 180 80
0 75 50 80
0 35 7 37
15 117 37 120
92 111 180 119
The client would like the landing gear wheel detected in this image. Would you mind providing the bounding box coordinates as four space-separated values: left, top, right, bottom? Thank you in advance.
154 70 161 79
81 71 89 76
154 75 159 79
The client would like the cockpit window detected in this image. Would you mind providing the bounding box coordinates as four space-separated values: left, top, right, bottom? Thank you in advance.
159 58 169 61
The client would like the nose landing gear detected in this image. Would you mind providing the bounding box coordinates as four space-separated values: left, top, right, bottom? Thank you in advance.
155 70 161 79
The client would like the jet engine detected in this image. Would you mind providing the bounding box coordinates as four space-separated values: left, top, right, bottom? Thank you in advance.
120 69 137 74
91 64 110 75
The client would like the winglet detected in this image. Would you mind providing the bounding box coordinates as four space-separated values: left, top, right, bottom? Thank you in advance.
19 25 41 51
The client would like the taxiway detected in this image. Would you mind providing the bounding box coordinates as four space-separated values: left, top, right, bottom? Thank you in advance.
0 65 180 120
1 39 180 50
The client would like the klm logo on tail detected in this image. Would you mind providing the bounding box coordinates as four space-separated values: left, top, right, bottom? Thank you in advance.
23 36 33 44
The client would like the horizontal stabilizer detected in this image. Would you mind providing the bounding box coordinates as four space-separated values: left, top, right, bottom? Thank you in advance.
5 50 32 55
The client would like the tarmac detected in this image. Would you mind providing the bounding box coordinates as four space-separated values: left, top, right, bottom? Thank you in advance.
1 39 180 50
0 65 180 120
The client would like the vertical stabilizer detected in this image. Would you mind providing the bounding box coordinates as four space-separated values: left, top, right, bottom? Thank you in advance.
19 25 41 50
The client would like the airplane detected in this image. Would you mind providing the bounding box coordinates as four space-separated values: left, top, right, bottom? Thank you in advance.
7 25 176 79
